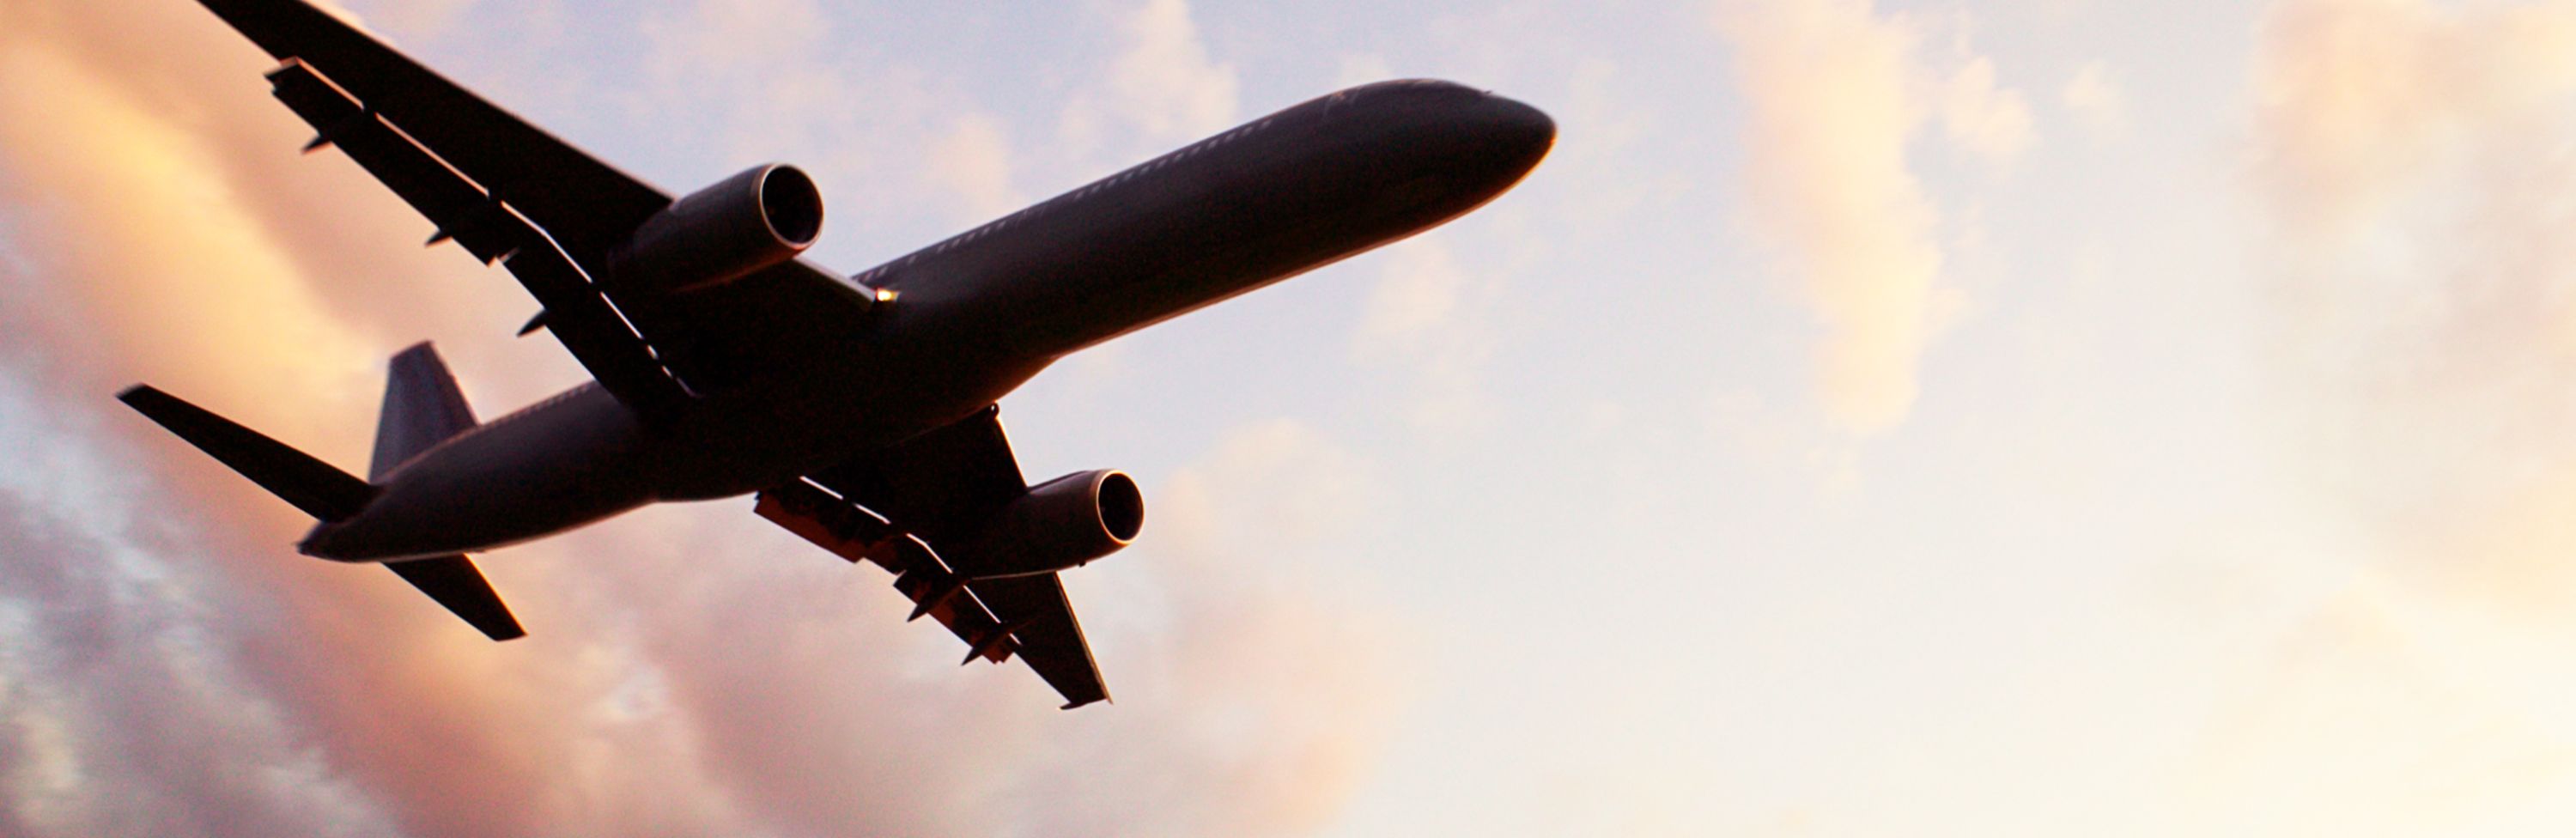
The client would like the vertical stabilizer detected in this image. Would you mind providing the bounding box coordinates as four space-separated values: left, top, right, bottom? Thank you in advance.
370 342 477 480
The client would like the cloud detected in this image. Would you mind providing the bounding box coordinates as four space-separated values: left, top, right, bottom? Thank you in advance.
1104 0 1239 138
0 487 408 838
1712 0 2005 435
2060 60 2128 136
2250 0 2576 240
1066 419 1408 835
360 0 478 39
2246 0 2576 568
2204 0 2576 827
927 113 1026 220
1061 0 1240 155
1155 419 1378 556
0 2 1409 835
0 21 754 833
1941 55 2036 165
1334 53 1395 88
1348 240 1498 434
2177 579 2576 835
637 0 1025 237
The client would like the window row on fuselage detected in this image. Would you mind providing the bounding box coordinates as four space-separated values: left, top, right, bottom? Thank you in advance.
849 109 1294 288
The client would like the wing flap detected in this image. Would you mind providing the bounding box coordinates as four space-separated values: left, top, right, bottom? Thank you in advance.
760 411 1115 707
197 0 669 264
263 59 685 421
266 61 517 263
208 0 881 394
810 405 1024 545
969 574 1109 708
755 483 1014 663
494 236 690 421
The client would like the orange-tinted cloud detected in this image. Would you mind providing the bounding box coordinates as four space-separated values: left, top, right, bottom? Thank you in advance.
1711 0 2005 436
2251 0 2576 240
1059 0 1240 159
2200 0 2576 827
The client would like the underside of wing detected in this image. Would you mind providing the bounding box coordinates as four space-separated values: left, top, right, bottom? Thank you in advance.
756 408 1115 708
754 482 1016 664
965 574 1109 708
386 555 525 641
198 0 667 258
195 0 877 395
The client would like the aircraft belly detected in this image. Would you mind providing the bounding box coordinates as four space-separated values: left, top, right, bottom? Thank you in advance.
302 385 662 561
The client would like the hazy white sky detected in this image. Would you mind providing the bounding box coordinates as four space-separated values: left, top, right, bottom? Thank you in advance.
8 0 2576 835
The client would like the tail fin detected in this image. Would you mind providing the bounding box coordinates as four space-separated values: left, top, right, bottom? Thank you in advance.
370 342 477 479
116 345 526 641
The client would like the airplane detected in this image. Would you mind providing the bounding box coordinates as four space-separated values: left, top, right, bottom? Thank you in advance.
118 0 1553 708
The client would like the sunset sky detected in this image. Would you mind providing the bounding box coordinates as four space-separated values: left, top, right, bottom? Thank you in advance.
8 0 2576 835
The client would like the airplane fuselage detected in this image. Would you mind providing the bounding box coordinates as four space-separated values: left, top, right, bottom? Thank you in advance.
301 80 1553 562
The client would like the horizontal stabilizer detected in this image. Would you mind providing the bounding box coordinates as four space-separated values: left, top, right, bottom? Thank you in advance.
386 555 526 641
117 385 373 521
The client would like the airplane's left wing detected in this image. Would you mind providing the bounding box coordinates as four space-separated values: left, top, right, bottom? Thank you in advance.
195 0 876 401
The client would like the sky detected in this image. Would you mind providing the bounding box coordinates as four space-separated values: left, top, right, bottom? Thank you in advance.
6 0 2576 835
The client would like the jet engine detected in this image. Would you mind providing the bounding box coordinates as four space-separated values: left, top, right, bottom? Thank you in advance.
606 163 822 295
956 470 1144 579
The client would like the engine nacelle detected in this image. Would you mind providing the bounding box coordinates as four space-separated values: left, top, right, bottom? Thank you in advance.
955 470 1145 580
606 163 822 295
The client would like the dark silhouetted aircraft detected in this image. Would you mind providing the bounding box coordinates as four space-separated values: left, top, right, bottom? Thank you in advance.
118 0 1552 707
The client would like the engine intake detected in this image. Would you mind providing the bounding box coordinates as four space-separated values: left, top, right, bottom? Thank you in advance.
607 163 822 294
955 470 1144 579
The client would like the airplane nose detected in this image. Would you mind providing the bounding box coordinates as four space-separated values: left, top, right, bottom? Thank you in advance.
1484 94 1556 161
1453 94 1553 185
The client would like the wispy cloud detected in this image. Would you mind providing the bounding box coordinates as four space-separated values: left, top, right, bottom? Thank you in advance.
636 0 1025 240
2200 0 2576 827
1061 0 1240 156
2251 0 2576 240
1349 240 1500 434
1711 0 2009 435
927 112 1027 220
1940 55 2036 166
2060 60 2129 137
2247 0 2576 576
